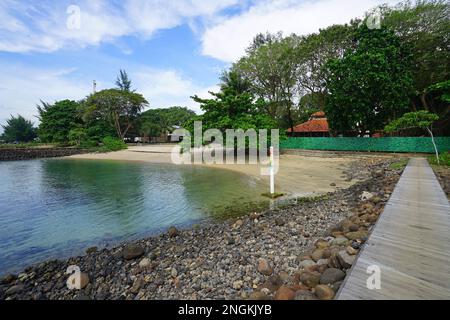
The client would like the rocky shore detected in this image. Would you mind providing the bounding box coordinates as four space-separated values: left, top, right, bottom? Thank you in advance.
0 159 402 300
0 148 87 161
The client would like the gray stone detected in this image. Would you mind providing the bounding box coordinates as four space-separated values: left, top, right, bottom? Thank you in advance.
320 268 345 284
122 244 145 260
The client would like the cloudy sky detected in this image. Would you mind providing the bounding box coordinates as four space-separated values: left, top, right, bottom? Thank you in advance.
0 0 400 129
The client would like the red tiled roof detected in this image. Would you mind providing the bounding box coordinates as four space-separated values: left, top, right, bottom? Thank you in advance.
287 119 329 133
311 111 325 118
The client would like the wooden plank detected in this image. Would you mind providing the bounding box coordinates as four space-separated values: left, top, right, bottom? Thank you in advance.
337 158 450 300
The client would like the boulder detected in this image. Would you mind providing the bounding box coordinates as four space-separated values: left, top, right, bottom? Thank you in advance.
299 259 316 269
314 285 335 300
122 244 145 260
274 286 295 300
257 258 273 276
320 268 345 285
300 271 321 288
138 258 151 268
337 250 355 269
5 284 24 296
331 237 348 246
168 226 179 238
315 239 330 249
360 191 374 201
311 249 324 262
248 291 270 300
294 290 318 300
345 230 368 241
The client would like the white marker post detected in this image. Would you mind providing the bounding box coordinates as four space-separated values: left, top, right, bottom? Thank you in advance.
269 146 275 195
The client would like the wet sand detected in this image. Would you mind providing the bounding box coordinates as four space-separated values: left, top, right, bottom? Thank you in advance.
67 144 362 196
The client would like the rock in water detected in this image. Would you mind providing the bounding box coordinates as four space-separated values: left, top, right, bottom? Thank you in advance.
320 268 345 285
122 244 145 260
168 226 179 238
274 286 295 300
315 285 335 300
257 258 273 276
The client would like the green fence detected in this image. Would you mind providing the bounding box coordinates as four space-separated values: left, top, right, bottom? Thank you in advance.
280 137 450 153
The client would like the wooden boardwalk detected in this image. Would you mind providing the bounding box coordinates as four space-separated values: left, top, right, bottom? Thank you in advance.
337 158 450 300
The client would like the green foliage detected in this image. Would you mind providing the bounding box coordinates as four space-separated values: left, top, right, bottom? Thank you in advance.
83 89 148 139
115 69 133 92
37 100 81 143
188 75 281 147
139 106 196 137
100 136 128 151
1 115 37 143
384 111 439 133
325 25 414 134
428 151 450 167
389 158 409 170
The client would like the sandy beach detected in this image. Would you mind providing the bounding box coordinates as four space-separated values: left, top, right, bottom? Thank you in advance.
67 144 367 196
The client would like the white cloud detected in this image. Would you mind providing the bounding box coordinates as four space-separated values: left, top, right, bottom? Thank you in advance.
0 0 239 53
201 0 401 62
0 64 217 132
0 64 91 131
132 68 219 113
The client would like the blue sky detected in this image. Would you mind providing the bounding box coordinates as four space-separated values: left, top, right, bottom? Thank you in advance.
0 0 399 130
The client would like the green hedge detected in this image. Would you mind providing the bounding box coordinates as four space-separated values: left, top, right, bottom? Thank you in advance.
280 137 450 153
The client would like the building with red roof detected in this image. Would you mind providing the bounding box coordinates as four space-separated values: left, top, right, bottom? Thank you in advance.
287 111 330 137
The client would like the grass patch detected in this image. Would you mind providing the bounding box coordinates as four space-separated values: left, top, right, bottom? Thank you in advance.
261 192 285 199
389 158 409 170
428 152 450 167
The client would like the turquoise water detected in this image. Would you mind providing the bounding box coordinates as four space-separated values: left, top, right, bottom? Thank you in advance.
0 159 268 275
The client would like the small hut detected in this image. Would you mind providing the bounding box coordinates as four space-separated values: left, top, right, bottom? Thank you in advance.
287 111 330 137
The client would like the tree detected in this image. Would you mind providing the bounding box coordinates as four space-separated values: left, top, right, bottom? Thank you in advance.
139 106 196 137
37 100 81 143
116 69 133 92
83 89 148 140
189 75 279 146
381 1 449 113
1 115 36 143
385 111 440 163
236 35 300 130
325 25 414 135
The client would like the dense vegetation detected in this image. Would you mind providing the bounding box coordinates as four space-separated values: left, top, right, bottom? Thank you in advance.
1 115 37 143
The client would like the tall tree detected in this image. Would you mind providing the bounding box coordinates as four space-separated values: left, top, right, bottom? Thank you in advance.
325 25 414 135
37 100 81 143
1 115 36 143
381 1 449 112
236 35 300 130
115 69 133 92
84 89 148 140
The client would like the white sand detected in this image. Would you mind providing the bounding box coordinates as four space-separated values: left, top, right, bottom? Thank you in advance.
67 145 363 196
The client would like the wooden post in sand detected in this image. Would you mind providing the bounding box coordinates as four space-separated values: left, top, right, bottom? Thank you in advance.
270 146 275 194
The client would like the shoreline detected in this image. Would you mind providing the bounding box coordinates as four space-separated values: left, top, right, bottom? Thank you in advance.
0 158 403 300
67 145 376 196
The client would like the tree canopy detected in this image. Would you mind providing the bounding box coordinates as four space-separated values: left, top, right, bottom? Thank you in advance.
83 89 148 140
325 25 414 135
1 115 37 143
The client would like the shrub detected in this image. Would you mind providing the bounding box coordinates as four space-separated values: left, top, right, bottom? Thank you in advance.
428 152 450 167
100 136 127 152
